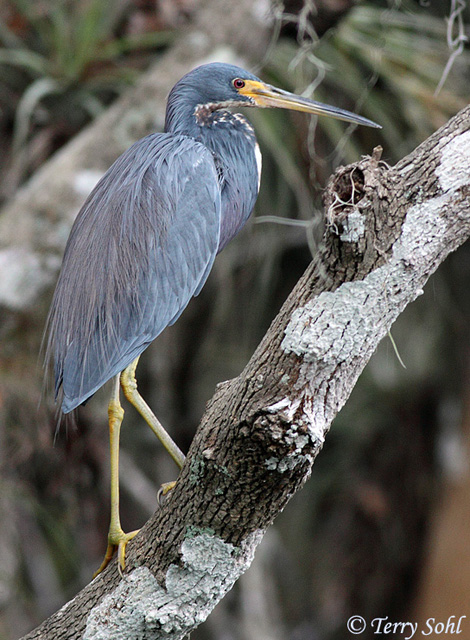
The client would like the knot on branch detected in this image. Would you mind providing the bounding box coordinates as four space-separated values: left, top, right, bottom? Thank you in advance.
323 148 385 236
321 146 396 277
175 392 322 540
246 394 323 491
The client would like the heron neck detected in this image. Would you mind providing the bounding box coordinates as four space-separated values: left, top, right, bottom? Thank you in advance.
165 92 240 138
165 100 259 251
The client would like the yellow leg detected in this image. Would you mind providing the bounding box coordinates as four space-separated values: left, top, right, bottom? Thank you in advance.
120 357 185 469
93 376 139 578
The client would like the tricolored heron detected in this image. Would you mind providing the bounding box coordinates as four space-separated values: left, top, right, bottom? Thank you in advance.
45 62 380 575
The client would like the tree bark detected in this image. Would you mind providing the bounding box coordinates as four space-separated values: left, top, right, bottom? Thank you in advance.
19 105 470 640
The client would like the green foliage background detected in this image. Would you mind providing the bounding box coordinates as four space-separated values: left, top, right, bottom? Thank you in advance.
0 1 469 638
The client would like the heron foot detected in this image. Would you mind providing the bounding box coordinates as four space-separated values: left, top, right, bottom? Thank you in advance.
93 527 139 578
157 480 176 505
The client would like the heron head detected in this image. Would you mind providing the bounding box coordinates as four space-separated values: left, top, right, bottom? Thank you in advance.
165 62 380 133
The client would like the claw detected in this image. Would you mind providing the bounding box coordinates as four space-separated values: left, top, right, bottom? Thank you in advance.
93 528 139 578
157 480 177 505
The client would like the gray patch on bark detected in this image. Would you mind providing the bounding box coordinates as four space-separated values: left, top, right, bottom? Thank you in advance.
84 530 264 639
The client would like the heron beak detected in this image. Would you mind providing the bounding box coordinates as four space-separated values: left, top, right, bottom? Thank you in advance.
239 80 381 129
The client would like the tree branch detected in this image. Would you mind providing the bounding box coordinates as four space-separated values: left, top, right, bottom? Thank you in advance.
20 105 470 639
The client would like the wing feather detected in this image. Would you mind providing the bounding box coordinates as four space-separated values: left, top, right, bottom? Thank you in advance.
45 133 221 413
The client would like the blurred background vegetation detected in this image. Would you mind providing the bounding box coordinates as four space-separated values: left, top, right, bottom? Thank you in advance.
0 0 469 638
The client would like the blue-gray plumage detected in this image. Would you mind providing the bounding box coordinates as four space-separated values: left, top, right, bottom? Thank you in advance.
53 135 223 412
44 62 380 575
46 62 379 413
47 64 263 412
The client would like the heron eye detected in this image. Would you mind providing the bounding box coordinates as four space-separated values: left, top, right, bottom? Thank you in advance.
233 78 246 89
